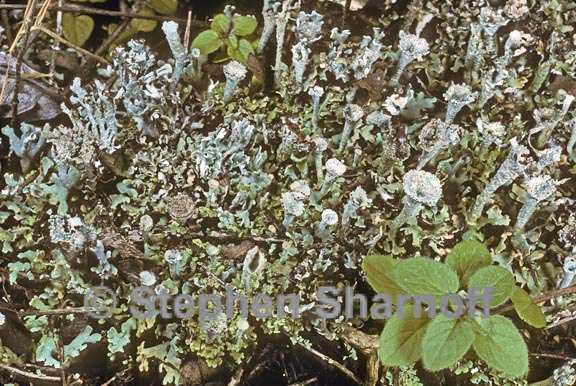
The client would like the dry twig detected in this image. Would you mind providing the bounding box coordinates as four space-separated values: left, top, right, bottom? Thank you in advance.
0 3 207 24
0 363 61 382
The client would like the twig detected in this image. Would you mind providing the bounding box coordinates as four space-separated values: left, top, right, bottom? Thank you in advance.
184 10 193 52
0 0 13 44
184 231 285 244
547 312 576 330
0 363 61 382
227 366 244 386
0 3 207 25
343 0 352 22
530 352 576 360
19 307 89 317
289 378 318 386
48 0 62 78
9 0 38 127
341 326 379 355
297 343 362 385
496 284 576 314
93 0 144 58
33 25 109 65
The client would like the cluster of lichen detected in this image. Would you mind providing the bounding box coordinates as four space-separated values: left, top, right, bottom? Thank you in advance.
1 0 576 384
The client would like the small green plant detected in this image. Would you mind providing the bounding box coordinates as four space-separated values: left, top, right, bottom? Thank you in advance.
362 240 546 378
191 10 258 64
62 0 179 47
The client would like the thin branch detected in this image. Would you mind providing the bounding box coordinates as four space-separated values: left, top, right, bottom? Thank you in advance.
93 0 143 58
9 0 38 127
547 312 576 330
496 284 576 314
33 25 109 65
0 0 13 44
297 342 362 385
19 307 89 317
530 352 576 360
0 363 61 382
0 3 208 25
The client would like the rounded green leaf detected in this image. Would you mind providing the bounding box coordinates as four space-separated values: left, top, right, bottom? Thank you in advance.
227 34 239 49
238 39 255 61
393 257 460 297
446 240 492 283
468 266 515 307
233 15 258 36
378 308 430 367
422 316 474 371
191 30 223 55
511 287 546 328
362 255 405 298
130 8 158 32
472 315 528 378
211 14 231 35
62 14 94 47
148 0 178 15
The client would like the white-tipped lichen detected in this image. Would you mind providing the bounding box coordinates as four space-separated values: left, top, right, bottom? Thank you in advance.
308 86 325 128
161 21 188 82
320 158 347 196
559 256 576 289
350 28 384 80
391 31 429 85
294 11 324 43
312 136 328 183
417 119 463 169
391 170 442 234
291 41 311 86
316 208 338 240
338 104 364 154
515 175 557 230
223 61 248 103
471 139 531 221
443 83 478 124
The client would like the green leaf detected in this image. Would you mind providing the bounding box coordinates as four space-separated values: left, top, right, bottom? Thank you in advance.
468 266 515 307
446 240 492 284
233 15 257 36
511 287 546 328
227 34 239 49
227 45 242 63
472 315 528 378
62 14 94 47
64 326 101 361
131 7 158 32
362 255 405 298
211 14 231 35
191 30 222 55
393 257 459 297
378 308 430 366
422 316 474 371
147 0 177 15
238 39 255 61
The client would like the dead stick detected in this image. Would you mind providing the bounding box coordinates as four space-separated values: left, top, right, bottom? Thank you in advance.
34 26 109 65
530 352 576 360
0 0 13 44
9 0 37 127
0 363 61 382
94 0 142 58
0 3 207 25
20 307 90 317
297 342 362 385
496 284 576 314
